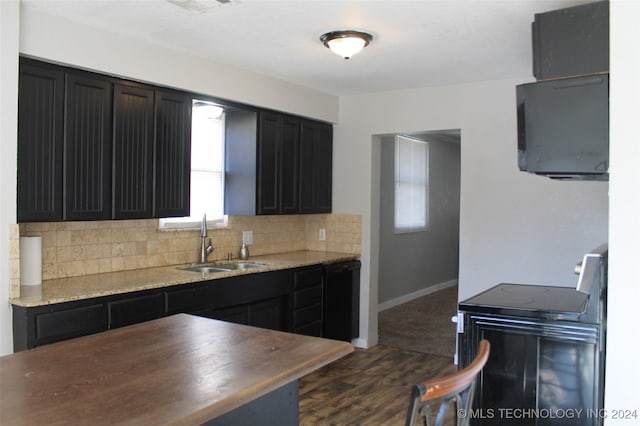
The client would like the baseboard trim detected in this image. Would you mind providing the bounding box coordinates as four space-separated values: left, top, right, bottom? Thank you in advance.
378 279 458 313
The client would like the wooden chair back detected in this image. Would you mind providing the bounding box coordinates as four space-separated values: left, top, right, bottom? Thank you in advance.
406 339 490 426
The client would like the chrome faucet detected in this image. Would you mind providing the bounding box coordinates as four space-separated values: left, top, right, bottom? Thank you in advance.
199 214 214 263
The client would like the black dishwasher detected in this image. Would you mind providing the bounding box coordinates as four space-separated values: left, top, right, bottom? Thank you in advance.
323 260 360 341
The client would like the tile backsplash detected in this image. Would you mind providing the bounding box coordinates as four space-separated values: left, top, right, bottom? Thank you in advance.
11 214 361 298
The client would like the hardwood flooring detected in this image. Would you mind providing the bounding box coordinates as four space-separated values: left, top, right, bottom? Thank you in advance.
299 345 456 425
299 286 459 425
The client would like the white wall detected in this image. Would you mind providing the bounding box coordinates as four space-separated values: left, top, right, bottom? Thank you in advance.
19 6 338 124
0 0 19 356
605 1 640 421
335 78 609 347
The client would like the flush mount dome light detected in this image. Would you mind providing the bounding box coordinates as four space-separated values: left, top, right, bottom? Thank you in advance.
320 30 372 59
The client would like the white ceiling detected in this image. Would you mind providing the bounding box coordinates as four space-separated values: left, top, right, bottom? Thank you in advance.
21 0 588 96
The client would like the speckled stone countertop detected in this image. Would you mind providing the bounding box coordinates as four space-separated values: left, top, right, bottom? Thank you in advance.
10 250 359 307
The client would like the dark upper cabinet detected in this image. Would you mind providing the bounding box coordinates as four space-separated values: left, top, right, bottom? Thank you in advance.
225 111 330 216
257 112 280 214
532 1 609 80
257 112 300 215
17 59 65 222
154 90 192 218
299 119 332 214
64 71 113 221
17 59 192 222
113 83 155 219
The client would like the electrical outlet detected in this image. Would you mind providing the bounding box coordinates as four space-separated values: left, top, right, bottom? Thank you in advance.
319 228 326 241
242 230 253 245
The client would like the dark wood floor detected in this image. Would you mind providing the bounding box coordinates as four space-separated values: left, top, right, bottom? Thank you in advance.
299 344 456 425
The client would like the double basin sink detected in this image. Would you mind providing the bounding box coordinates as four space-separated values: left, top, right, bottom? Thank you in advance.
180 261 268 274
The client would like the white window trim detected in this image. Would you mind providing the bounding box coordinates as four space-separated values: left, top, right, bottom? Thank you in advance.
394 134 429 234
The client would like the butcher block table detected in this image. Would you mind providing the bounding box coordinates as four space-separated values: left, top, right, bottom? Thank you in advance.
0 314 353 425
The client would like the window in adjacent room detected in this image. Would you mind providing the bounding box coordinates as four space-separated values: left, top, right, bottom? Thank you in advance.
394 135 429 233
160 100 226 229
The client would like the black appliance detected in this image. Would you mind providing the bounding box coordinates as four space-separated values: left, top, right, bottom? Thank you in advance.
458 245 607 425
516 74 609 180
323 260 360 341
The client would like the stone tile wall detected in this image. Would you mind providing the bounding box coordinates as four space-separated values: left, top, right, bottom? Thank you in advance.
11 214 361 298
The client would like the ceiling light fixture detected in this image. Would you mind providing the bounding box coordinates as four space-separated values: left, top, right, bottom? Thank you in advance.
320 30 372 59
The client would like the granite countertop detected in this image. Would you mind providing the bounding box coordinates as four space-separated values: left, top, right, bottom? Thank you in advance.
11 250 359 307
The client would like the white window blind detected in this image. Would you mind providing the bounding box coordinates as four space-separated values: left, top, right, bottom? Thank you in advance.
394 135 429 233
160 100 225 229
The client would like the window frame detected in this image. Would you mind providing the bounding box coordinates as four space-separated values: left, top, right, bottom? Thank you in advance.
394 134 429 234
159 99 227 230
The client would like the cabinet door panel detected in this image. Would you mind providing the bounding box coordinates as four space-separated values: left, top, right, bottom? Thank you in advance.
279 116 300 214
249 297 287 331
154 90 192 217
36 304 107 346
64 72 112 220
17 61 64 222
113 83 154 219
108 292 165 329
257 112 280 214
299 120 332 214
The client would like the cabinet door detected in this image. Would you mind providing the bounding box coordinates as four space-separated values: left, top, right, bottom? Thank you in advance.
279 116 300 214
257 112 280 214
17 60 64 222
35 303 108 347
64 71 113 220
108 292 165 329
113 83 154 219
154 90 192 217
249 297 287 331
299 120 332 214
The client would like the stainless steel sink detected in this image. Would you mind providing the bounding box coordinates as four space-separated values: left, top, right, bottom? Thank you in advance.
214 262 268 270
179 262 268 274
180 266 231 274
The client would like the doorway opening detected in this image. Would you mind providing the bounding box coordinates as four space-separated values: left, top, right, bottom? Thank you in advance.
375 129 461 357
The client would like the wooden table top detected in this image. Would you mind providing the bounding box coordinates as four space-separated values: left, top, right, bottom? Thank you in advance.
0 314 353 425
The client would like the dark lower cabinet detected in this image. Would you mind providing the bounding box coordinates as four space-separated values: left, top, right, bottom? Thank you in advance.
108 292 165 329
12 300 108 350
292 266 324 337
12 262 359 352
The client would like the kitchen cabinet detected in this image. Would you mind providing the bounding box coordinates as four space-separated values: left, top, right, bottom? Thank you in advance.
108 291 165 329
299 119 332 214
12 260 359 351
154 89 192 217
323 260 360 341
167 270 291 332
12 299 108 350
292 265 324 337
64 70 113 221
532 1 608 80
257 111 300 215
225 111 332 215
17 59 65 222
113 82 155 219
17 58 193 222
